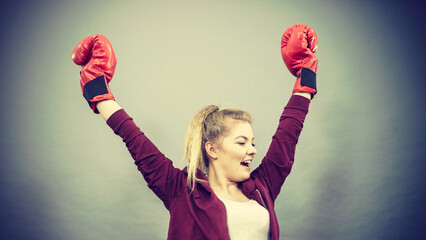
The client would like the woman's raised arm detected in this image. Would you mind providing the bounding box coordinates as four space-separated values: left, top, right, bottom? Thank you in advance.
71 35 185 209
251 24 318 201
293 92 311 100
97 100 122 121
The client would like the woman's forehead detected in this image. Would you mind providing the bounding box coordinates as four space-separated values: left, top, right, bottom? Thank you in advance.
224 119 253 137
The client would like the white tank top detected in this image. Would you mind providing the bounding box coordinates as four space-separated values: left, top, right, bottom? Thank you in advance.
220 198 270 240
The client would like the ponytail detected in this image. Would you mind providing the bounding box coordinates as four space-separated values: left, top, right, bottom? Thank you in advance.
184 105 218 191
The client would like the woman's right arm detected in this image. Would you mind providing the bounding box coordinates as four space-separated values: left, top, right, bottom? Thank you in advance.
103 103 184 210
72 35 184 210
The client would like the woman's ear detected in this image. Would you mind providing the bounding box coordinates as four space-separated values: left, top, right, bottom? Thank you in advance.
205 141 218 160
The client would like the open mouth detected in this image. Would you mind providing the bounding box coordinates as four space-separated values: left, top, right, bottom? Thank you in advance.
240 160 252 167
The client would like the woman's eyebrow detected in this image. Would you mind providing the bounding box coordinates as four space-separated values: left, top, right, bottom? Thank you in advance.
234 136 255 141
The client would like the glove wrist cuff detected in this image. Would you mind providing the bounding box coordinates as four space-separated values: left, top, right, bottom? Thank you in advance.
83 75 114 113
293 68 317 99
298 68 317 91
83 75 109 102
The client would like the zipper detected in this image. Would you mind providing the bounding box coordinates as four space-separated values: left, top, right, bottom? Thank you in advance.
256 189 272 240
255 189 266 208
217 195 231 240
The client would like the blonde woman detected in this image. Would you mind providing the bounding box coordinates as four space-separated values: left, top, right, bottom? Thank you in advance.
72 24 318 240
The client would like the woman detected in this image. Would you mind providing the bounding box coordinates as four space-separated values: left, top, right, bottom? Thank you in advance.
72 24 318 240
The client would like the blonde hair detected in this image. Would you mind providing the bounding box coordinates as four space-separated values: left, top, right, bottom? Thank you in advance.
184 105 252 191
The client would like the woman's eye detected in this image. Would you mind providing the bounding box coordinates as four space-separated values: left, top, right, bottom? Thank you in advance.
251 143 256 147
237 142 245 145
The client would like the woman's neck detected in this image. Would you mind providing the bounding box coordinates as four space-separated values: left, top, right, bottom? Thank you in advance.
208 166 249 202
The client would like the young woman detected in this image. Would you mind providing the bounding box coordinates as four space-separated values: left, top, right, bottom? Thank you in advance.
72 24 318 240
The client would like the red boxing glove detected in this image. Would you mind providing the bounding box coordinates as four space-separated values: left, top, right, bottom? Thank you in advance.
71 34 116 113
281 24 318 98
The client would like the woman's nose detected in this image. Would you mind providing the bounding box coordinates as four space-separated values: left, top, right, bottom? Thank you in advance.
248 145 257 155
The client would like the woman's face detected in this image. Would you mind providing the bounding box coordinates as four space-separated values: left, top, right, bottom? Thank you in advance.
215 119 257 182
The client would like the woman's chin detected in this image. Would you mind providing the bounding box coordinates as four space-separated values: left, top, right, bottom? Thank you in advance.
236 172 250 182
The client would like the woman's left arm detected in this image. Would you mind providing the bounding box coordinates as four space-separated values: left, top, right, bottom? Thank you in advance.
251 24 318 201
293 92 312 100
252 93 310 201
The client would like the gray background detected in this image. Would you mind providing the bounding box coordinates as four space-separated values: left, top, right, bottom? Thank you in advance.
1 0 425 239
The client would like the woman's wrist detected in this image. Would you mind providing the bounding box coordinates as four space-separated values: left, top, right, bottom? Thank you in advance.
293 92 312 100
96 100 122 121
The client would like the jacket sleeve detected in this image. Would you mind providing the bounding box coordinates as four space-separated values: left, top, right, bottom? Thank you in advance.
251 95 310 202
106 109 185 210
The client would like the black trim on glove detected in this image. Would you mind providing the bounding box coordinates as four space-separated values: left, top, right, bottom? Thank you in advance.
300 68 317 92
83 75 109 104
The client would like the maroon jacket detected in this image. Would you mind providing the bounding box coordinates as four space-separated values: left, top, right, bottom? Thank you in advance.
106 95 310 239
